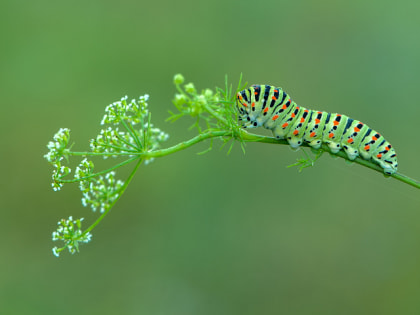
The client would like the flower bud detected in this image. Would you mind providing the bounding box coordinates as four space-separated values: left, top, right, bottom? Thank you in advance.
173 74 185 85
204 89 213 98
184 83 196 94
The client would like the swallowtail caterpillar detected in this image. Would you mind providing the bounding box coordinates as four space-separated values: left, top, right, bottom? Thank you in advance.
236 85 398 175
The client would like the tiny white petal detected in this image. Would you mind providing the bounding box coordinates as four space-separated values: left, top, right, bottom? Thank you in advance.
52 247 60 257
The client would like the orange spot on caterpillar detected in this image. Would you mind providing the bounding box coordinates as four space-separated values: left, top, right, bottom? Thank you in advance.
385 146 390 151
254 92 258 95
333 120 339 126
310 132 316 137
377 153 382 159
274 89 278 93
354 127 360 132
293 130 299 135
329 133 334 138
347 138 354 144
282 122 288 128
300 118 305 123
317 111 322 114
282 104 287 109
364 145 370 151
272 115 279 121
272 96 277 100
296 106 300 110
315 119 320 124
251 102 255 107
304 109 309 112
372 136 378 141
263 107 269 113
291 113 296 118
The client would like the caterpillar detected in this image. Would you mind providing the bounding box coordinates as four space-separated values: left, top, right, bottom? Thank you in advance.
236 85 398 175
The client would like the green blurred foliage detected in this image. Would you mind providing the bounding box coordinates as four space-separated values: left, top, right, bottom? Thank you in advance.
1 0 420 314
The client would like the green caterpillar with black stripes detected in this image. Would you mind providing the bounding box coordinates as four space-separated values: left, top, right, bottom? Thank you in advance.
236 85 398 175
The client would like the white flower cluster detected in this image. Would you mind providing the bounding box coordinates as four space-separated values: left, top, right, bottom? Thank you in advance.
44 128 70 163
74 159 124 212
80 171 124 213
74 158 94 191
146 125 170 150
90 127 139 157
52 216 92 257
91 94 169 161
101 95 149 126
44 128 73 191
51 163 71 191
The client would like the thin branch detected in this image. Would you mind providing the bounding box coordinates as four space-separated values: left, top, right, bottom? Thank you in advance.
141 129 420 190
237 130 420 189
82 157 143 236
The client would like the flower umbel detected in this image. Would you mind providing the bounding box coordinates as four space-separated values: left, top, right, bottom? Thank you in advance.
100 95 149 126
81 171 124 213
52 216 92 257
91 94 169 157
44 128 71 163
51 161 71 191
44 74 244 257
44 128 73 190
45 90 171 256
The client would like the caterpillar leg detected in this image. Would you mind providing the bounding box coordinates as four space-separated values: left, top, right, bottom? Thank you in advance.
326 141 341 154
287 136 303 149
381 164 396 175
342 146 359 160
309 147 322 154
371 144 398 175
307 139 322 150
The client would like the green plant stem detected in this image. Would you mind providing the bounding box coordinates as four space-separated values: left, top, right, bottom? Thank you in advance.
236 130 420 189
144 129 420 190
69 151 137 156
82 157 143 236
147 130 232 158
203 103 229 126
121 120 142 150
70 129 420 190
59 156 139 183
392 173 420 190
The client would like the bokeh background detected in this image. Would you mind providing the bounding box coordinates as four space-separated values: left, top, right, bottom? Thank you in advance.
2 0 420 314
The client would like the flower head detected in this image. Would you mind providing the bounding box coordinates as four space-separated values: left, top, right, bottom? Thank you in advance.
44 128 71 163
52 216 92 257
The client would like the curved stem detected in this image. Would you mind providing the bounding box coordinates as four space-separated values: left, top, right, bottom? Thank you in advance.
142 128 420 190
146 130 231 158
82 157 143 236
70 129 420 190
236 130 420 189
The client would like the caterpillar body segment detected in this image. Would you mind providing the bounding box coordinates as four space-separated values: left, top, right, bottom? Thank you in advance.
236 85 398 175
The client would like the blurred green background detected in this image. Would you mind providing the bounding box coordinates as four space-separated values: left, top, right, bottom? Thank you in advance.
2 0 420 314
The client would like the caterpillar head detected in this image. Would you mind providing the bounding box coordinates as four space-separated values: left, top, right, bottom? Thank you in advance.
236 87 260 128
